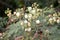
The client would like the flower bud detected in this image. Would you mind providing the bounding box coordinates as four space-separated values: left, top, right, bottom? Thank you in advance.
20 21 24 26
16 12 20 17
56 19 60 23
25 28 31 32
27 7 32 11
24 20 28 23
24 14 28 19
36 20 40 24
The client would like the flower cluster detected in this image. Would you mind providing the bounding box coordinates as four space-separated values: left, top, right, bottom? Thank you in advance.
4 2 60 40
47 13 60 24
5 3 42 31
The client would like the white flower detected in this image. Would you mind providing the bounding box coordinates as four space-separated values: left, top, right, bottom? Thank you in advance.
7 13 11 17
24 14 28 18
20 21 24 26
34 2 37 6
37 4 39 7
25 28 31 32
36 20 40 24
31 9 36 14
50 5 53 7
28 22 31 26
49 18 53 21
32 8 35 10
16 12 20 17
53 17 56 22
14 12 16 15
53 13 57 17
28 14 32 18
24 20 28 23
56 19 60 23
37 9 40 12
27 7 32 11
0 37 3 39
48 14 52 17
25 29 27 31
28 28 31 32
45 30 49 33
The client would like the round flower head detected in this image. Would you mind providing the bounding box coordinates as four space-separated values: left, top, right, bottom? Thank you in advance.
45 29 49 33
24 20 28 23
16 12 20 17
7 13 11 18
24 14 28 19
50 4 53 7
48 14 52 17
36 20 40 24
37 4 39 7
14 11 16 15
28 14 32 18
56 19 60 23
25 28 31 32
28 28 31 32
20 21 24 26
49 18 53 21
33 2 37 6
28 22 31 27
53 13 57 17
27 7 32 11
49 18 53 24
31 9 36 14
37 9 40 12
20 8 24 11
53 17 56 22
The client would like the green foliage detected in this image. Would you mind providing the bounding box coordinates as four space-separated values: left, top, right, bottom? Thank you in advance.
0 17 8 32
2 1 60 40
3 6 60 40
3 21 24 40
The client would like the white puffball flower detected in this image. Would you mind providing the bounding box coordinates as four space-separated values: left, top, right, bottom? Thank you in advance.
45 29 49 33
36 20 40 24
31 9 36 14
28 28 31 32
34 2 37 6
50 5 53 7
49 18 53 21
37 4 39 7
0 37 3 39
20 21 24 26
32 8 35 10
25 28 27 32
56 19 60 23
28 14 32 18
24 20 28 23
28 22 31 26
14 12 16 15
27 7 32 11
24 14 28 18
37 9 40 12
25 28 31 32
16 12 20 17
53 17 56 22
